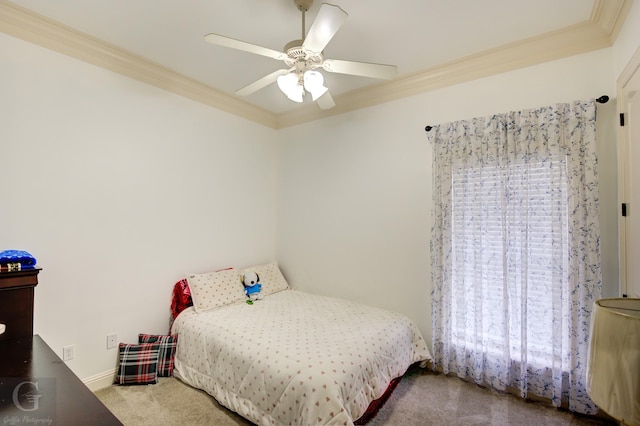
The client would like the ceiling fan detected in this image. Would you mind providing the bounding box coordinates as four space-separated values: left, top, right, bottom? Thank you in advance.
204 0 398 110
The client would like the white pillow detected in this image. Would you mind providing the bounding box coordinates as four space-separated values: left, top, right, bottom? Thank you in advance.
240 262 290 296
187 268 245 313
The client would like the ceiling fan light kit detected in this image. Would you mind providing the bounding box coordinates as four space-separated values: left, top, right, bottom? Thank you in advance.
304 71 328 101
277 72 303 102
204 0 398 110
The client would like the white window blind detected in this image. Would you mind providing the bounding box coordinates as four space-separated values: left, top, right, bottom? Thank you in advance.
449 158 569 368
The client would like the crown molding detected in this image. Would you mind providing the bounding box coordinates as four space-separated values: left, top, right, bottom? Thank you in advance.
0 0 632 130
0 0 278 128
590 0 634 42
276 18 615 128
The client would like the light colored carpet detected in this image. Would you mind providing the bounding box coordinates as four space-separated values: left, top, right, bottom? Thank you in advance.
95 368 616 425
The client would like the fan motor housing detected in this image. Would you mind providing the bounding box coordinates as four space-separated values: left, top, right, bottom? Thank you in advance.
283 39 323 68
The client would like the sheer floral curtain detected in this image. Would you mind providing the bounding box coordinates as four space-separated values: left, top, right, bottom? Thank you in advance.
430 100 602 414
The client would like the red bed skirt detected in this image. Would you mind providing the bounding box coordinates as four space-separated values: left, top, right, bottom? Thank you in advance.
354 375 403 425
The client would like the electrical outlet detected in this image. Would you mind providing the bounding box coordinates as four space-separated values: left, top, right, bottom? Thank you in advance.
106 333 118 349
62 344 74 361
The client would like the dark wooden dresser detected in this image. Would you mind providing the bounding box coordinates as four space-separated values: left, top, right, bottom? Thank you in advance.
0 269 122 425
0 268 41 342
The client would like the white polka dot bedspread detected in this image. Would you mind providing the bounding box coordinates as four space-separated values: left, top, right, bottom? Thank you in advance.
171 289 431 426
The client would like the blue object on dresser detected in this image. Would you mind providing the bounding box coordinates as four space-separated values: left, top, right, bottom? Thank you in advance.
0 249 37 270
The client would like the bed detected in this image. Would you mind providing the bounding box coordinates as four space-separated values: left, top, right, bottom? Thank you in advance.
170 263 431 426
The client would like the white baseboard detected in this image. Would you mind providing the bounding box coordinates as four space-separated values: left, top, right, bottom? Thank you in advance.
84 369 116 392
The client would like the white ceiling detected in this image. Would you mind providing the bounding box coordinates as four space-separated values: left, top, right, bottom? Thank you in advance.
5 0 597 117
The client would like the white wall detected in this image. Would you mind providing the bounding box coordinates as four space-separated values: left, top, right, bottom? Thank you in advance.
0 32 279 379
613 0 640 81
276 48 618 348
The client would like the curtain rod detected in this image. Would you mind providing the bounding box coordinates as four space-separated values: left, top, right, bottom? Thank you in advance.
424 95 609 132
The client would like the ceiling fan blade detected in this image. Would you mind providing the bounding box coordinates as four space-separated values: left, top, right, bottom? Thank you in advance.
302 4 348 53
322 59 398 80
235 69 291 96
316 90 336 110
204 33 286 61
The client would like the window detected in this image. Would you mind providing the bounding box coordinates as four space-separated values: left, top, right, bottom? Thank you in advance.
450 158 568 368
430 100 601 413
